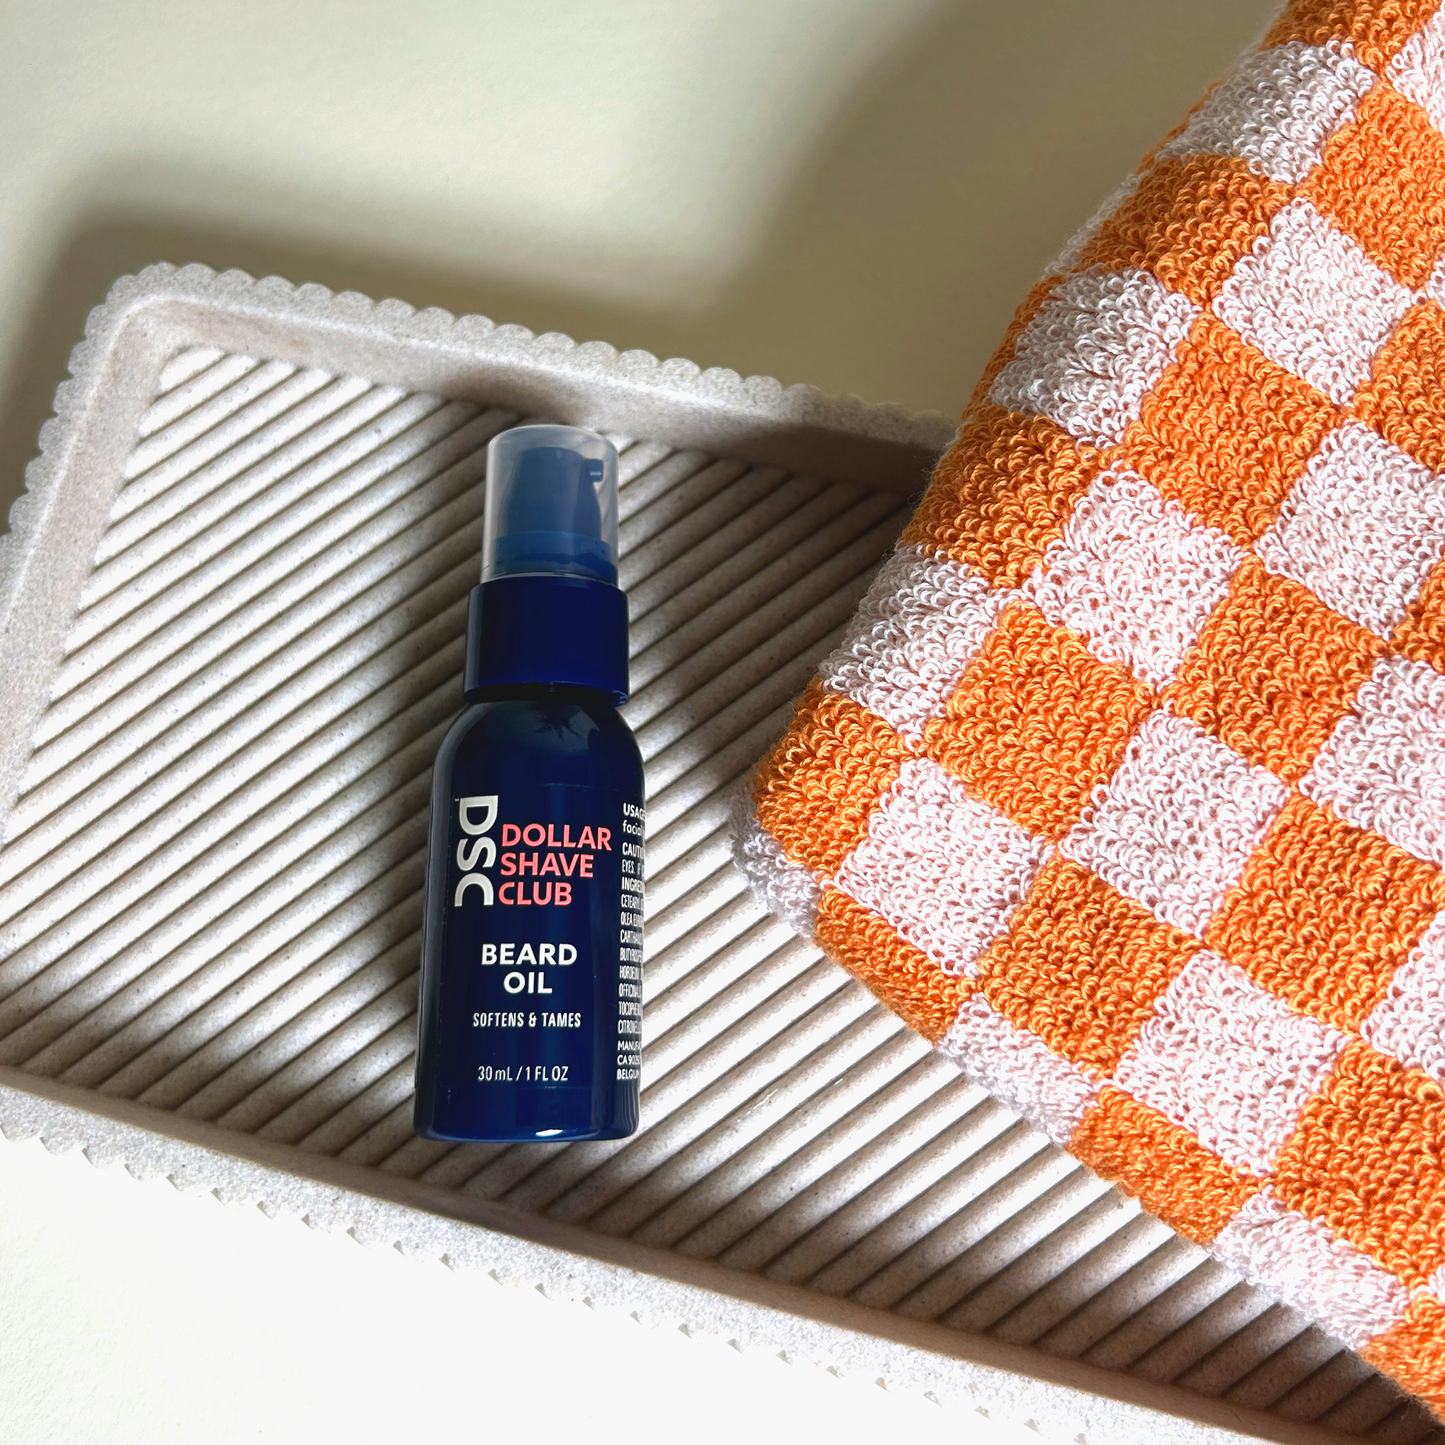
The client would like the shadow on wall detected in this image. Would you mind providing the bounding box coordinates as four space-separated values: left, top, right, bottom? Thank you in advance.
0 0 1272 520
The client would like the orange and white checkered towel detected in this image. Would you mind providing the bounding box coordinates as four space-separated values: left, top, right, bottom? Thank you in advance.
736 0 1445 1413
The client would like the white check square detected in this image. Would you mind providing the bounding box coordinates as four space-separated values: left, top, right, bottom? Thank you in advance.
1391 11 1445 138
1161 42 1375 185
1115 950 1347 1175
1215 200 1414 407
1362 910 1445 1088
1304 653 1445 867
1064 709 1287 937
1028 467 1242 689
1257 423 1445 639
990 268 1198 448
836 757 1046 977
821 545 1009 744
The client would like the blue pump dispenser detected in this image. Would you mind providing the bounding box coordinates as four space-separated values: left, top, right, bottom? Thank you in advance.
464 426 628 703
483 431 616 583
414 425 644 1143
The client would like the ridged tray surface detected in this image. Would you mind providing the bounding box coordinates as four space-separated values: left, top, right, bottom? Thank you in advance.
0 335 1434 1445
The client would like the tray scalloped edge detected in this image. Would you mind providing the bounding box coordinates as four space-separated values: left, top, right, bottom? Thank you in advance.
2 259 956 634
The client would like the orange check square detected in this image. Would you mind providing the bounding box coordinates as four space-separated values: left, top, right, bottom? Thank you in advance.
752 682 912 877
904 405 1106 591
1168 558 1386 784
976 854 1200 1075
923 602 1156 841
1306 84 1445 289
1265 0 1437 75
1356 300 1445 474
1206 794 1445 1031
1071 1088 1262 1244
1123 314 1342 547
1275 1041 1445 1288
1081 154 1293 307
816 888 975 1042
1394 559 1445 674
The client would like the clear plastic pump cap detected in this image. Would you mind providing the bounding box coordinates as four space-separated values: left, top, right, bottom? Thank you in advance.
481 424 619 584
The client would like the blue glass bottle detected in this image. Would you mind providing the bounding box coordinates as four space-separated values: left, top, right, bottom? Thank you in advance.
413 425 644 1143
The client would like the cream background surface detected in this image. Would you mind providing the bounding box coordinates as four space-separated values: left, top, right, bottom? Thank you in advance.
0 1 1272 1439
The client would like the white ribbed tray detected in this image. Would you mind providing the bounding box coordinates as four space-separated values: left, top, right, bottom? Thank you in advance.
0 265 1434 1445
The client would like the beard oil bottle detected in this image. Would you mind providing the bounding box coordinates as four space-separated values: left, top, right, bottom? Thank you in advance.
413 424 644 1142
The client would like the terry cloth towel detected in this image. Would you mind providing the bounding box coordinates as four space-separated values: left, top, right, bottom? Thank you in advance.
735 0 1445 1416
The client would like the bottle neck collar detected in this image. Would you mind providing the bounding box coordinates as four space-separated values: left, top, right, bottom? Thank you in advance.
463 576 629 705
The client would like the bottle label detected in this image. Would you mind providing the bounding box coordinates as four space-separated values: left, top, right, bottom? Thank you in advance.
436 783 644 1093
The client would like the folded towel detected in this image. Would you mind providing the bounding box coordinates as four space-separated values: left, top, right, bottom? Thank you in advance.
736 0 1445 1414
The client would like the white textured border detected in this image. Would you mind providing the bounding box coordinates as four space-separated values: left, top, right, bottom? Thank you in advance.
730 792 823 940
0 260 955 638
939 993 1101 1146
0 1069 1285 1445
1211 1191 1408 1351
0 264 958 837
1050 173 1145 276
